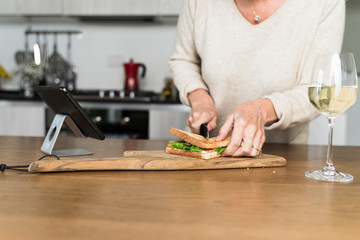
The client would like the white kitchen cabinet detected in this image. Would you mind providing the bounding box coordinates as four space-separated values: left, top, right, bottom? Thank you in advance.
0 0 62 15
0 0 16 15
0 0 182 16
0 101 46 137
158 0 183 16
149 108 189 140
63 0 159 16
16 0 63 15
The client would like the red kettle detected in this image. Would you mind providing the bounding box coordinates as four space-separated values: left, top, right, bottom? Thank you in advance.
123 58 146 91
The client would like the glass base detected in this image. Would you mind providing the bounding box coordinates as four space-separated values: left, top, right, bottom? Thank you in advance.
305 166 353 182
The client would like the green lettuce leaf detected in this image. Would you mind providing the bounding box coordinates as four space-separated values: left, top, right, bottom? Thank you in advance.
215 147 227 154
168 140 227 154
168 140 202 153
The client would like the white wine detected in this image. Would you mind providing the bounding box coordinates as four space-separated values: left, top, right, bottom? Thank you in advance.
308 86 357 117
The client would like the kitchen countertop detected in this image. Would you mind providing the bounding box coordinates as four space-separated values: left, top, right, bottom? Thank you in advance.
0 136 359 240
0 89 181 104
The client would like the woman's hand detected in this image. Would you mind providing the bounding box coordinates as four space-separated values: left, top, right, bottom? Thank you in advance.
187 89 218 134
217 99 277 157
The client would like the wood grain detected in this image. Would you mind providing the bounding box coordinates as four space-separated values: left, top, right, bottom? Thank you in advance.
28 151 286 172
0 136 360 240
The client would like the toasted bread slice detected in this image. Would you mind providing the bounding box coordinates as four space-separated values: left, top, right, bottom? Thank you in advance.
166 146 220 159
169 127 230 149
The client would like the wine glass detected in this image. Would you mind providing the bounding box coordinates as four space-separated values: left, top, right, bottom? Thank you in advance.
306 52 358 182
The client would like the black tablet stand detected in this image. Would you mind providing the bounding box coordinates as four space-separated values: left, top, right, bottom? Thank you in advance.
41 114 93 157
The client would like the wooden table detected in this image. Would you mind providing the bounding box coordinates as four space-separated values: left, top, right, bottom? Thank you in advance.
0 136 359 240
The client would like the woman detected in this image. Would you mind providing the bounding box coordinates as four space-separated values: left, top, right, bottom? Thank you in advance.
169 0 345 157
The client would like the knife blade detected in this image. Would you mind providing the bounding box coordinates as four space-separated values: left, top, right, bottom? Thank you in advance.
200 123 209 140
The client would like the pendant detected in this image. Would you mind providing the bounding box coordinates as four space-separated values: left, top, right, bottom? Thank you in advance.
254 15 261 22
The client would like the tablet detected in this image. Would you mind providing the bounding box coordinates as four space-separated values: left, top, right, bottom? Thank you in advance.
35 86 105 140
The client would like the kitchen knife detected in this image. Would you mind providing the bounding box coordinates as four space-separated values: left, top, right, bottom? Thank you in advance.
200 123 209 140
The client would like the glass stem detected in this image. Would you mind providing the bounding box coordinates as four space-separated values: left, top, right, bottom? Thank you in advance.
326 117 336 168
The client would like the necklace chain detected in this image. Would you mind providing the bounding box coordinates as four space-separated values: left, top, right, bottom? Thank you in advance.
250 0 270 23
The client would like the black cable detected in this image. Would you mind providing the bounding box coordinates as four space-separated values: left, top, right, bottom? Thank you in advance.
0 164 29 172
38 154 60 160
0 154 60 172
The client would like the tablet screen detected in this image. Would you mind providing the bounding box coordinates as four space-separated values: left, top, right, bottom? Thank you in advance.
35 86 105 140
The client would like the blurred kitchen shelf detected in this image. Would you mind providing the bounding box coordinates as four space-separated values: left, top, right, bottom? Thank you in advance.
0 89 42 101
0 89 181 104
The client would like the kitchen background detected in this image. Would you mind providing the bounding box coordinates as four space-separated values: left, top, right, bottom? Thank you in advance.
0 0 360 145
0 1 182 91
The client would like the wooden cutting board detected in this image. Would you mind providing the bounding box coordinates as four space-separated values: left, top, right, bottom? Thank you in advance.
28 150 286 173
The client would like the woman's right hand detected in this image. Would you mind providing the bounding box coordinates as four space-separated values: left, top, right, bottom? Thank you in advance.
187 89 218 134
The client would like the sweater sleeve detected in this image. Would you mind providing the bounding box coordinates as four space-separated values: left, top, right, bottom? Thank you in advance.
264 0 345 130
169 0 208 106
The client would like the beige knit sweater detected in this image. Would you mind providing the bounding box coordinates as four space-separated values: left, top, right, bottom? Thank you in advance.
169 0 345 144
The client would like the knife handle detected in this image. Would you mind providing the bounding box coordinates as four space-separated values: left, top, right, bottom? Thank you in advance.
200 123 209 139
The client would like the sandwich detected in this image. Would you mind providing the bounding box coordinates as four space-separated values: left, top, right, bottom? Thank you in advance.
166 127 231 159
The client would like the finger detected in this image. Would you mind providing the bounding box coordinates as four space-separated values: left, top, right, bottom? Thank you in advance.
187 115 193 126
191 113 216 134
256 129 266 155
222 137 243 156
187 114 209 133
250 129 263 156
229 143 245 157
207 116 217 132
222 120 244 156
260 129 266 146
249 116 266 156
256 126 266 154
217 115 234 141
192 118 206 133
187 115 201 134
241 124 257 156
229 118 260 157
186 115 194 131
230 141 261 157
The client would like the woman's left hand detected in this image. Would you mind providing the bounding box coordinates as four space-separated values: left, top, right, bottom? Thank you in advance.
216 99 277 157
